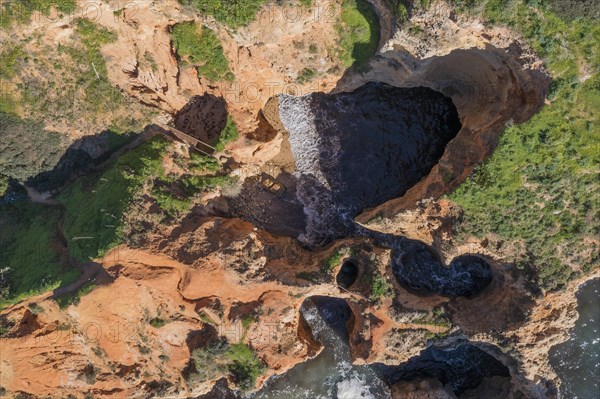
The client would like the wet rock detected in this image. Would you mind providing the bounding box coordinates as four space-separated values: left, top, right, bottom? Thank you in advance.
391 241 492 297
385 341 511 395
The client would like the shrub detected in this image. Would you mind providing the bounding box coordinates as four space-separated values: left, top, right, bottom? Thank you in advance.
171 22 233 82
149 317 166 328
296 67 318 84
226 343 266 391
178 0 268 28
188 341 265 391
214 117 240 151
55 282 96 308
370 273 392 301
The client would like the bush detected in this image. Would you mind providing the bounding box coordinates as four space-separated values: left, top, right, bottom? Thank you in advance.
226 343 266 391
188 341 265 391
370 273 392 301
214 117 239 151
296 68 318 84
178 0 268 28
171 21 233 82
55 282 96 309
0 111 68 183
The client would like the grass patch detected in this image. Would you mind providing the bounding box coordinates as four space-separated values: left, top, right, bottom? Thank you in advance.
448 1 600 291
0 201 80 309
13 18 145 134
0 0 76 28
336 0 380 69
178 0 268 28
59 136 170 261
187 152 221 173
153 173 234 218
55 281 96 309
171 21 233 82
198 311 216 325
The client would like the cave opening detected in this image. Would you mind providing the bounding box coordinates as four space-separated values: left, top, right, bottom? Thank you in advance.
336 260 359 289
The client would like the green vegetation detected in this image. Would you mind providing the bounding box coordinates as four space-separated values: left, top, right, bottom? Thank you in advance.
153 173 234 219
149 317 167 328
296 67 318 84
449 0 600 291
198 310 216 325
189 341 265 391
0 111 68 183
0 318 16 337
1 17 150 134
55 282 96 309
384 0 409 21
0 0 76 28
370 272 392 301
59 136 170 261
0 201 80 309
187 152 221 173
0 46 24 79
337 0 380 69
414 307 451 329
226 343 266 391
171 21 233 82
295 271 320 283
178 0 268 28
27 302 44 314
0 175 9 197
15 18 143 133
323 247 353 273
215 116 240 151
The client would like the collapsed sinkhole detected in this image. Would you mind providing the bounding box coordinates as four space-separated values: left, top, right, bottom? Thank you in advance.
228 82 462 247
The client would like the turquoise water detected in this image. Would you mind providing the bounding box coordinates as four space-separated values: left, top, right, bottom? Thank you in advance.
549 278 600 399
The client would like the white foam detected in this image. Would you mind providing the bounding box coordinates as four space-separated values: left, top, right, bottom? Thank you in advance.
336 374 375 399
